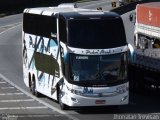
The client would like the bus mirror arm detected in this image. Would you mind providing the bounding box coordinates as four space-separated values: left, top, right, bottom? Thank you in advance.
51 78 64 95
56 78 64 87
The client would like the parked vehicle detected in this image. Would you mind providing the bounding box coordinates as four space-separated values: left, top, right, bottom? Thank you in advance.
129 2 160 91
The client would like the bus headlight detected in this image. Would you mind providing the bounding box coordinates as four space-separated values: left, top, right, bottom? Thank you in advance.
66 86 82 95
116 85 128 94
121 95 128 102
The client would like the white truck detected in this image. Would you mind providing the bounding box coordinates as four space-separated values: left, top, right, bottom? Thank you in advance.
129 2 160 91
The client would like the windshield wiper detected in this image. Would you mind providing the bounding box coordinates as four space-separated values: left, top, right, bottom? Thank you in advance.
95 71 105 80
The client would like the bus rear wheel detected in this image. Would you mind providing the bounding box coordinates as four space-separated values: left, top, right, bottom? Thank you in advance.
57 87 69 110
30 78 40 97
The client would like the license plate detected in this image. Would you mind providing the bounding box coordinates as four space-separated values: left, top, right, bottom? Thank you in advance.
95 100 106 104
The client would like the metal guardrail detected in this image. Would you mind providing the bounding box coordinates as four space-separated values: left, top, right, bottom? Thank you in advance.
111 0 160 15
1 0 160 16
0 0 78 14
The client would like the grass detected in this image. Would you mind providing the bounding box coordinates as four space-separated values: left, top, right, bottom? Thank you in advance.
0 13 7 17
0 0 97 18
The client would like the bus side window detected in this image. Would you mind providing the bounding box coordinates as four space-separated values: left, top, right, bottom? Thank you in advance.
23 13 57 38
59 16 68 77
60 46 70 80
59 16 67 44
60 47 65 75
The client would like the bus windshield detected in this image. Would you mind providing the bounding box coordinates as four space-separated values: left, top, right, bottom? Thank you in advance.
69 53 128 86
68 18 126 49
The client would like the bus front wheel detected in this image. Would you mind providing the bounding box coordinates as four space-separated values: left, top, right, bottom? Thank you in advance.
57 87 69 110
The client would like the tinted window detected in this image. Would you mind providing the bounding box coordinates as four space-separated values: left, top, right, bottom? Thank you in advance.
23 13 57 38
69 53 128 86
68 18 126 49
59 16 67 43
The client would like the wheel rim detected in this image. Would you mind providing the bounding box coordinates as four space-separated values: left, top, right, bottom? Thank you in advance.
58 88 66 109
58 87 68 110
58 90 63 105
31 81 35 95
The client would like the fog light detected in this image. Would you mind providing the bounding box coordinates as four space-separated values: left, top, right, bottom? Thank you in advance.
121 95 128 102
71 97 78 103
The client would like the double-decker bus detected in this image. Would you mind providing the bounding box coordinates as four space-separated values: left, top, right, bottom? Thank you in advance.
22 5 129 110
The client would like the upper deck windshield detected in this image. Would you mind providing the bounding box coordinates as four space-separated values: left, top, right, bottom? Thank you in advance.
69 53 128 86
68 18 126 49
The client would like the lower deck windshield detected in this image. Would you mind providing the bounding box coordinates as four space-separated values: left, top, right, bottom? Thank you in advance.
69 53 128 86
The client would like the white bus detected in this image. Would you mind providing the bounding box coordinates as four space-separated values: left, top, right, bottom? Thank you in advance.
22 5 129 110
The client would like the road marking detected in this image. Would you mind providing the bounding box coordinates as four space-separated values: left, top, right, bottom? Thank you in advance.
0 73 79 120
1 87 15 89
0 99 35 103
0 93 24 95
14 115 57 118
0 23 22 36
0 22 21 29
0 114 59 119
0 81 6 84
0 106 48 110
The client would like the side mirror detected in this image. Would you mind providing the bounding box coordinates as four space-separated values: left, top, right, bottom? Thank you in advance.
129 12 136 24
97 7 102 10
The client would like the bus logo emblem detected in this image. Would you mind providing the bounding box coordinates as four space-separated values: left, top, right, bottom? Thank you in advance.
98 93 103 97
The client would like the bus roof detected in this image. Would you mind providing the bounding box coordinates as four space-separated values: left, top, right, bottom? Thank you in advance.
59 12 120 20
24 7 98 15
23 7 120 19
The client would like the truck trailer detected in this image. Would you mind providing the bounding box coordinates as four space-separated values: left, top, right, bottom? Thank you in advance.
129 2 160 91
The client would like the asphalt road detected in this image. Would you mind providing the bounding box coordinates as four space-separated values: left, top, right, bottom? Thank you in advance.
0 0 160 120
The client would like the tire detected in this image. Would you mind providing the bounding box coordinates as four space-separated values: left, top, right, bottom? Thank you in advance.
135 69 145 93
112 105 119 111
128 65 136 92
30 79 40 97
57 87 69 110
